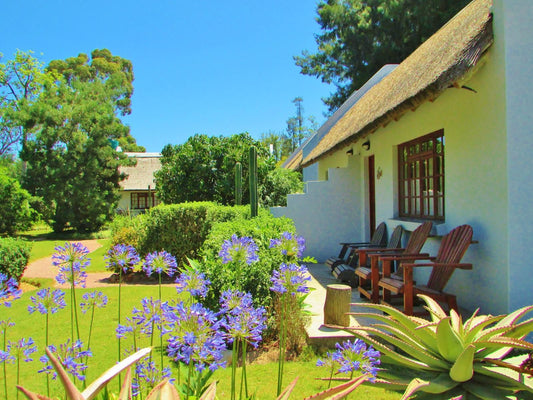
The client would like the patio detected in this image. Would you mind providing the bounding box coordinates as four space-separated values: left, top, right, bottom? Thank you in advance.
304 263 378 348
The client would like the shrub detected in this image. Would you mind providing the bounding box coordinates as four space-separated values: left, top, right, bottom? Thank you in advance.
138 202 249 262
0 167 39 234
198 210 296 309
109 213 149 249
0 237 32 281
259 167 303 207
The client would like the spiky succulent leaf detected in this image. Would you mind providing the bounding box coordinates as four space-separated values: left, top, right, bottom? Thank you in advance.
464 314 504 344
473 363 533 392
44 347 84 400
118 367 133 400
449 309 464 337
436 317 464 362
303 374 368 400
449 344 475 382
476 337 533 359
493 306 533 330
420 294 448 322
352 325 448 370
16 386 52 400
145 378 181 400
461 380 516 399
200 381 217 400
277 378 298 400
352 302 440 352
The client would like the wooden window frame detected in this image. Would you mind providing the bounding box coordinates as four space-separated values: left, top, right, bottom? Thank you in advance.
130 192 158 210
398 129 444 220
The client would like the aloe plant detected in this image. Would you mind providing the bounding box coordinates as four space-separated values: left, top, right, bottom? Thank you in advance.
342 295 533 399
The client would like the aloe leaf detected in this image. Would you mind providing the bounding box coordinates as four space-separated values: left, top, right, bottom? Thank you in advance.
449 309 464 338
463 308 480 332
464 315 504 344
117 367 132 400
436 317 464 362
462 381 515 399
347 329 436 371
353 326 448 369
418 295 447 321
475 318 533 344
16 386 52 400
367 377 410 391
277 377 298 400
493 306 533 329
145 378 181 400
476 337 533 359
303 374 367 400
370 322 439 355
82 347 152 400
449 344 475 382
400 378 433 400
44 347 84 400
200 381 217 400
473 363 533 392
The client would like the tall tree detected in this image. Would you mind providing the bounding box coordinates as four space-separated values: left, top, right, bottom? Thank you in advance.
0 50 50 155
20 50 139 232
285 97 317 152
295 0 470 112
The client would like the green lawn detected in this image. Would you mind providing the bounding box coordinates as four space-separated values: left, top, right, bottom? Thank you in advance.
1 285 403 399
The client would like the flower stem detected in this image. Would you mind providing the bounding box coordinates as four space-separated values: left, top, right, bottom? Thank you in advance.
3 331 8 400
118 269 122 388
45 313 50 398
277 295 287 396
158 273 164 370
241 341 249 400
231 339 239 400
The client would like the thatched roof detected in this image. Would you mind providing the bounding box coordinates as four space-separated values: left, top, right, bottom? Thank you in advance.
119 153 162 191
302 0 493 168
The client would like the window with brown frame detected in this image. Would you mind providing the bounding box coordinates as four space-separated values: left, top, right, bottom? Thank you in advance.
398 130 444 220
131 192 158 210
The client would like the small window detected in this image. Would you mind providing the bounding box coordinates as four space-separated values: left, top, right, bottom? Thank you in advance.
398 130 444 220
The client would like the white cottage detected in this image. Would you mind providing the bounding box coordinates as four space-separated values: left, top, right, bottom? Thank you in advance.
272 0 533 315
117 152 161 215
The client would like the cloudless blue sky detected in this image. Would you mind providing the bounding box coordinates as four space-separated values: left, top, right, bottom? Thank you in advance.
2 1 333 153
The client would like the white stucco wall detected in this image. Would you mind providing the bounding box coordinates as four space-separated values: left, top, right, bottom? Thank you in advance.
271 155 364 262
495 0 533 311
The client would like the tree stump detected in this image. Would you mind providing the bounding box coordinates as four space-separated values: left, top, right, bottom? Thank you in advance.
323 284 351 326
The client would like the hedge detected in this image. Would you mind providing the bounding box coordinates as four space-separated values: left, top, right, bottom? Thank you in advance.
0 237 32 281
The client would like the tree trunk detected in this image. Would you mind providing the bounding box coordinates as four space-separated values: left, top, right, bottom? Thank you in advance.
323 284 351 327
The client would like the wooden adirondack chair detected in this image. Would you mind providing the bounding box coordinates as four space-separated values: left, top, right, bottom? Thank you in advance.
355 221 433 303
325 222 388 270
378 224 473 316
332 224 403 287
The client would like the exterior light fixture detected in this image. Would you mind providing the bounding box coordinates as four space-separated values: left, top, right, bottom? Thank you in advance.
362 140 371 151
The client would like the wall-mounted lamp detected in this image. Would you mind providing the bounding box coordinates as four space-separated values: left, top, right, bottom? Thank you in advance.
362 140 371 151
346 148 354 155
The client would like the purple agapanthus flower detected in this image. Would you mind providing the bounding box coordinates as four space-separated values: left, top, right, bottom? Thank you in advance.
105 244 140 274
164 301 227 372
28 288 66 315
316 339 380 382
270 263 311 296
269 232 306 259
175 272 210 299
39 339 92 381
143 251 178 277
0 348 15 364
0 272 22 307
0 319 15 334
132 360 174 397
116 316 142 340
219 290 266 348
80 291 108 314
9 337 38 362
53 242 90 288
132 297 166 336
218 235 259 265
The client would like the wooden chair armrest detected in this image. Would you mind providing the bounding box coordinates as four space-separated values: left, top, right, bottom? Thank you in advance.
348 243 383 249
340 241 369 246
403 262 473 270
378 253 433 262
357 247 406 255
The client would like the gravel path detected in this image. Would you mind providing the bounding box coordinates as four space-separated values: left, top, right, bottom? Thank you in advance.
23 239 173 289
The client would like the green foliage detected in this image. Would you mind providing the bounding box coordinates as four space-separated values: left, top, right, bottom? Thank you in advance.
249 146 258 217
260 167 303 207
347 295 533 399
0 166 39 234
295 0 470 112
20 49 142 232
0 50 51 156
0 237 32 281
198 211 296 309
115 202 249 263
156 133 274 206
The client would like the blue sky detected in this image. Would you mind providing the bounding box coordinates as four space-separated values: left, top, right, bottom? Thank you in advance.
1 1 333 153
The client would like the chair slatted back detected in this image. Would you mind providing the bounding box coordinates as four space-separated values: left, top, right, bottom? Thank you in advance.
394 221 432 278
388 225 404 249
427 225 473 292
370 222 388 247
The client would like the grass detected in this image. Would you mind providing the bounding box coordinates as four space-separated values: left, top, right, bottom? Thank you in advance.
1 284 403 399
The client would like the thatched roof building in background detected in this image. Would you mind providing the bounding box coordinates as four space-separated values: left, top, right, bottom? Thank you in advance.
119 152 161 191
302 0 493 168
